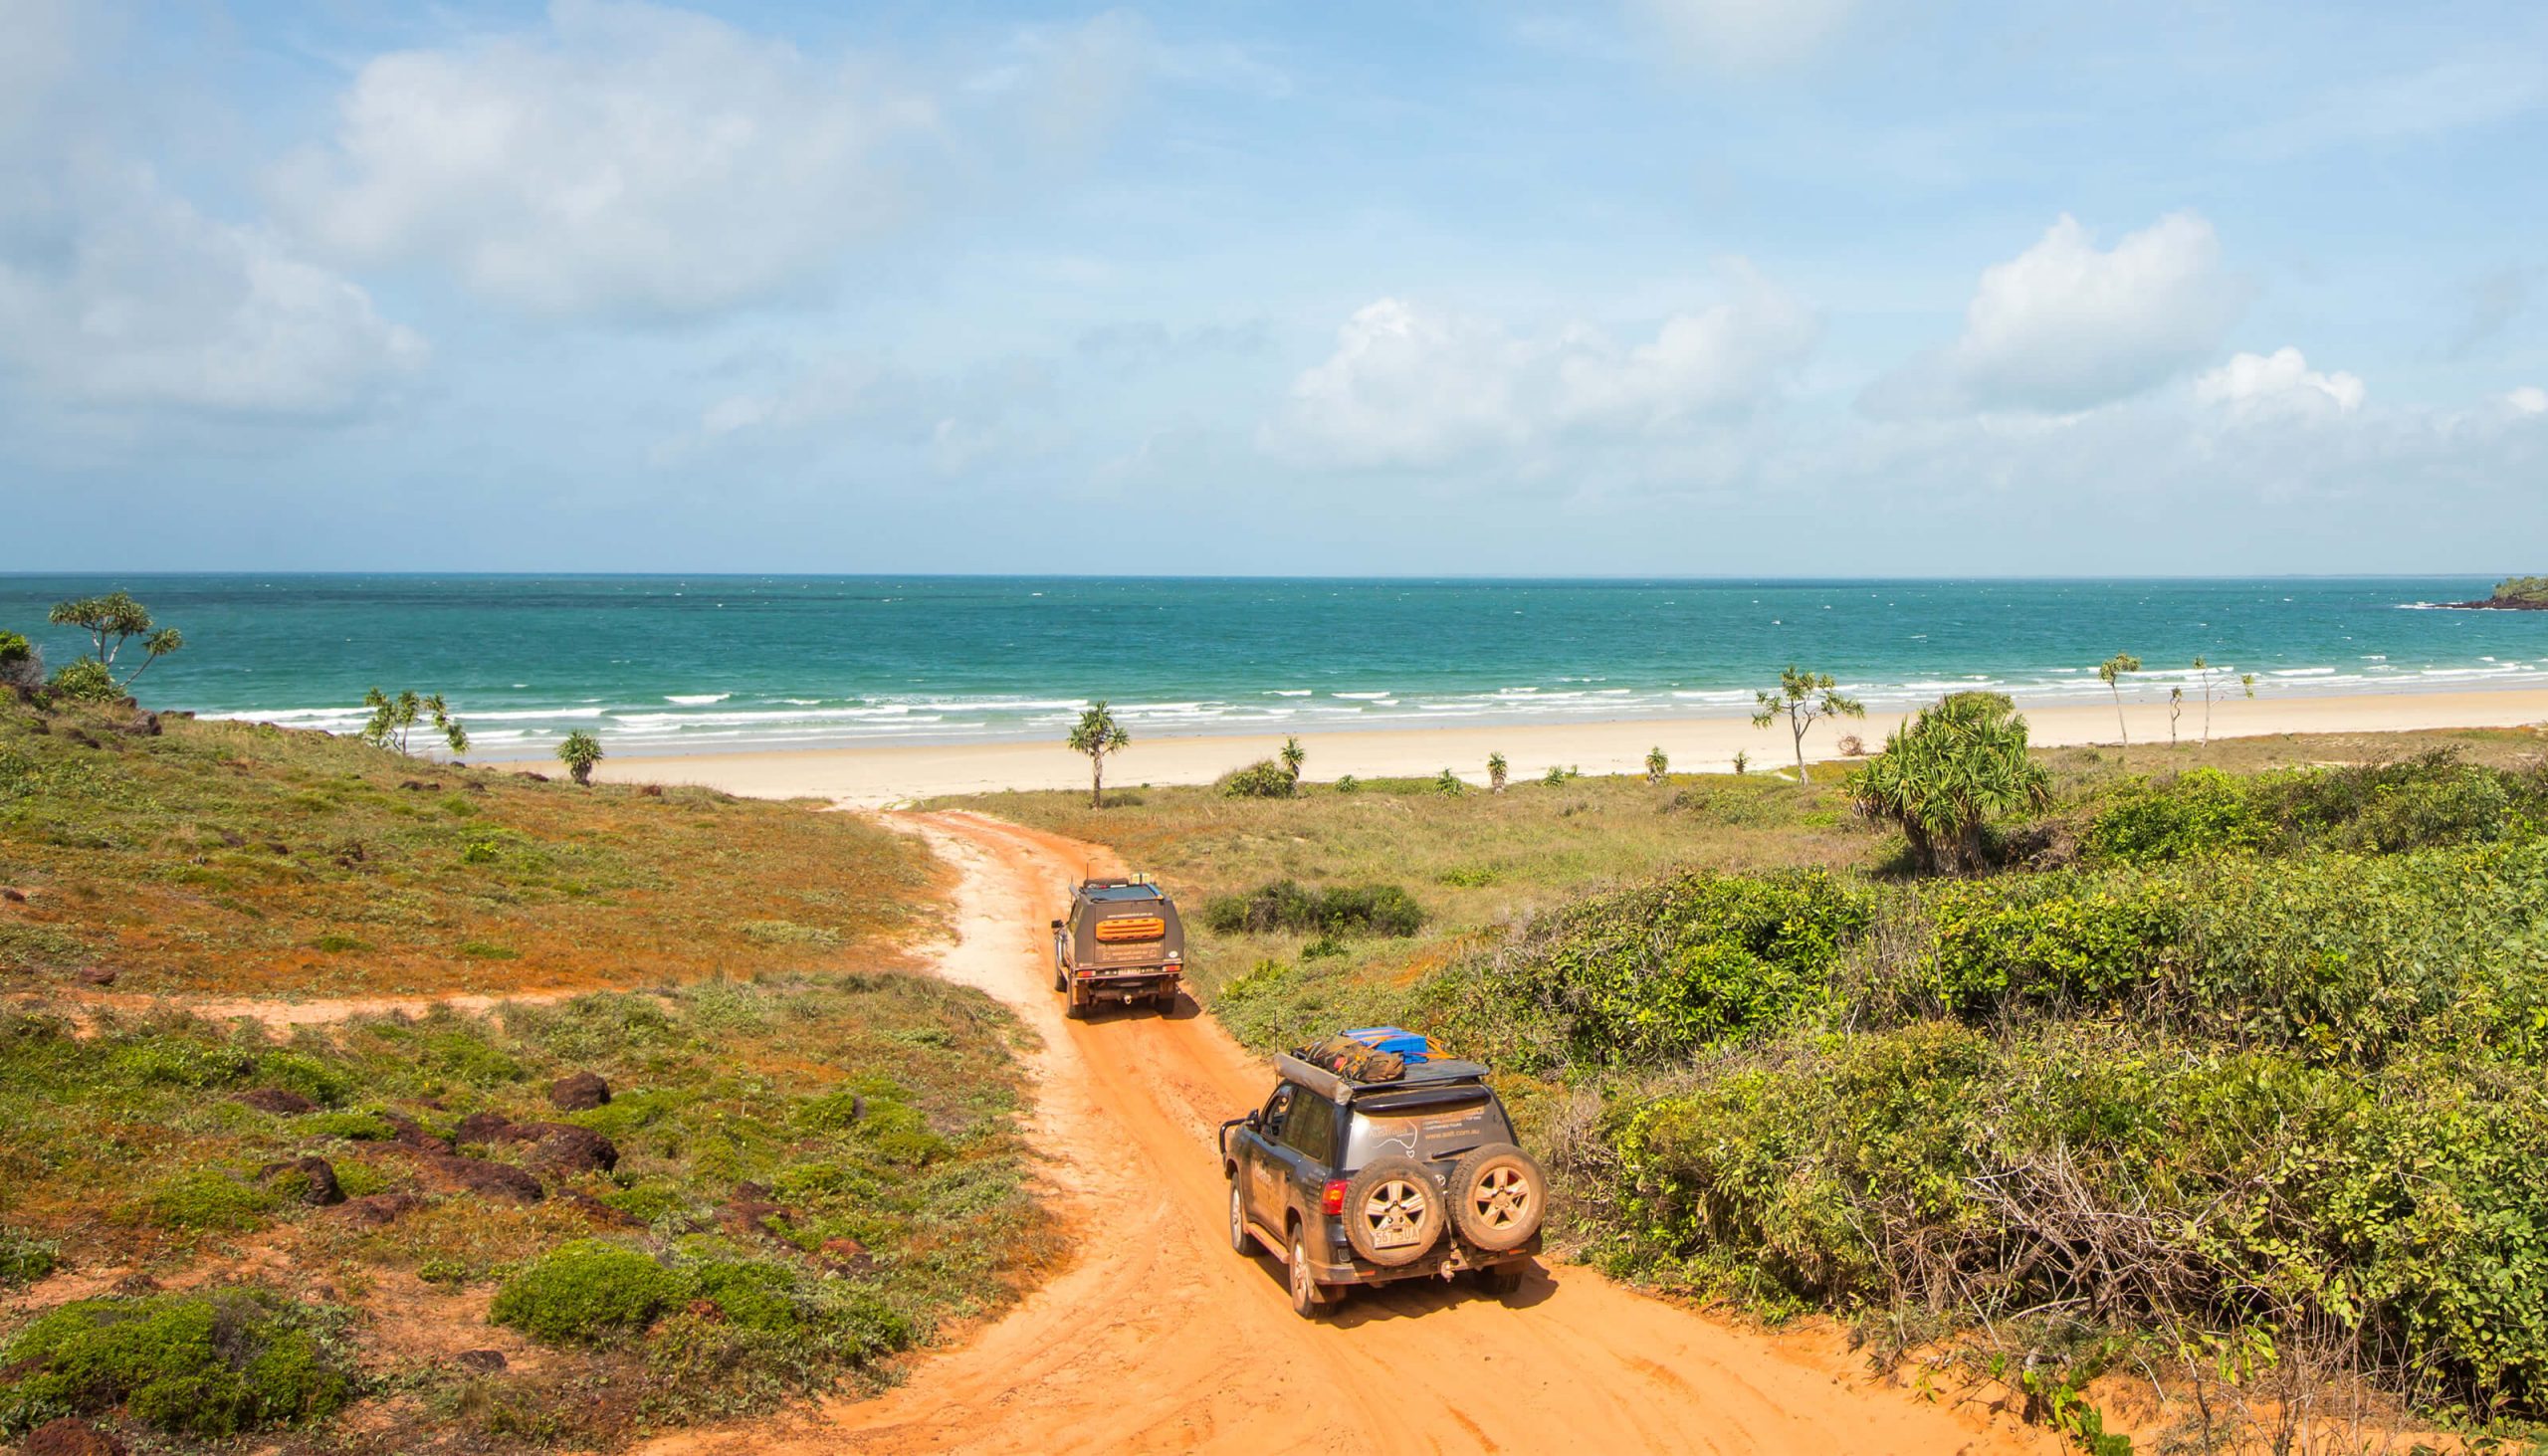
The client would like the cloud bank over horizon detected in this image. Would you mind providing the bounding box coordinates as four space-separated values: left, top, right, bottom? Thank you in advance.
1 0 2542 575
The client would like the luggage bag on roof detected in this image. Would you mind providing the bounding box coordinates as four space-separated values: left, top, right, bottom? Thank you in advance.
1297 1034 1405 1084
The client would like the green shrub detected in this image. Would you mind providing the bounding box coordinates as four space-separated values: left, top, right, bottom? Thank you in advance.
489 1241 681 1346
0 1226 58 1287
1218 759 1298 799
2083 767 2264 864
2085 752 2547 866
46 658 118 702
1481 868 1870 1067
298 1111 396 1142
144 1170 277 1232
1202 880 1424 938
0 1289 352 1438
1911 876 2183 1015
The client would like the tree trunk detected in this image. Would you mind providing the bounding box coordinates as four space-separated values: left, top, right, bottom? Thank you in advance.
1793 715 1810 783
2111 686 2128 746
1090 755 1103 809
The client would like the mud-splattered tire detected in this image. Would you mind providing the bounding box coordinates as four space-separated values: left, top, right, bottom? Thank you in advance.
1288 1230 1329 1318
1339 1156 1443 1268
1228 1182 1252 1255
1063 996 1086 1020
1448 1144 1545 1254
1474 1262 1526 1298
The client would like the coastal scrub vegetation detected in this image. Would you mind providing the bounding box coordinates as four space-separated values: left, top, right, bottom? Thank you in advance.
0 975 1051 1448
951 724 2548 1446
0 695 939 997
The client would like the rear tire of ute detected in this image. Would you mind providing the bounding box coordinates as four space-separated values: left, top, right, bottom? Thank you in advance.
1448 1144 1546 1254
1474 1263 1526 1298
1288 1230 1328 1319
1228 1183 1253 1256
1340 1156 1443 1268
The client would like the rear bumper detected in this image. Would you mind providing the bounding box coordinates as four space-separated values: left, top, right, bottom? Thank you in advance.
1305 1231 1541 1287
1071 970 1180 1003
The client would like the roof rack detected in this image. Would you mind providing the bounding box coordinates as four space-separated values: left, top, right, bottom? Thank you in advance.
1272 1052 1490 1106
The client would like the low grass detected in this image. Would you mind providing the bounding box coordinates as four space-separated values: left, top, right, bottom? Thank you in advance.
0 699 942 997
0 973 1054 1448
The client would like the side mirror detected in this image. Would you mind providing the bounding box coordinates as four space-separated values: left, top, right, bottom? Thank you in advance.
1049 919 1064 931
1243 1110 1261 1131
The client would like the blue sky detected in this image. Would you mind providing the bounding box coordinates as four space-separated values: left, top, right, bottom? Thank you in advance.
2 0 2542 574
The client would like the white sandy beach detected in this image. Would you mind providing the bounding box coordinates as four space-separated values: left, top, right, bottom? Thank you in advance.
578 688 2548 805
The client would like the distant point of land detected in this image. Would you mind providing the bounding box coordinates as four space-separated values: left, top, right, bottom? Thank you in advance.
2442 575 2548 610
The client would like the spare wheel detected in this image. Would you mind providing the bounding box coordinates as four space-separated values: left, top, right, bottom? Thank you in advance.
1448 1144 1546 1253
1340 1156 1443 1268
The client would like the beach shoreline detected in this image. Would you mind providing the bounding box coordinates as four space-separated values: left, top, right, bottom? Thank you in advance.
576 687 2548 805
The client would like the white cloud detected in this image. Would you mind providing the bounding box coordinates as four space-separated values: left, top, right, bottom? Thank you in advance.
1629 0 1857 68
1267 269 1815 470
1867 212 2248 417
2195 347 2366 421
1267 301 1535 469
1553 268 1818 431
274 0 940 319
2504 385 2548 417
0 4 425 421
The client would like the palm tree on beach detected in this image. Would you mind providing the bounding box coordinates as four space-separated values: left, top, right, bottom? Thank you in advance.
1645 745 1669 784
2097 653 2142 745
1751 666 1863 784
1280 736 1306 784
1068 703 1131 808
1487 752 1509 792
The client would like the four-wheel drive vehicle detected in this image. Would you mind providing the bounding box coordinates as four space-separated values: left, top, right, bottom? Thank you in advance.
1051 877 1185 1017
1219 1032 1546 1318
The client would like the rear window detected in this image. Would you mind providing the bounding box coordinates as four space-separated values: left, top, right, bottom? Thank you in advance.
1343 1093 1510 1169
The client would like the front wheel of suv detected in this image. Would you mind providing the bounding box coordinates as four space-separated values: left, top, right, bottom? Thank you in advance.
1288 1230 1329 1319
1228 1183 1252 1255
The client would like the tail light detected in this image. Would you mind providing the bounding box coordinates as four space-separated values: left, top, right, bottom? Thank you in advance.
1321 1178 1348 1216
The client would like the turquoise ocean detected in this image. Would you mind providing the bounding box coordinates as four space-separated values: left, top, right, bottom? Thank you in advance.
3 575 2541 759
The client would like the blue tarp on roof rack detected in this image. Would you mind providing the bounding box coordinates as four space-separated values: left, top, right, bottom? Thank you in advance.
1341 1026 1432 1061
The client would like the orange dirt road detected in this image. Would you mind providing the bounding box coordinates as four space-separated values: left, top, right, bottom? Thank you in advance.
645 810 2059 1456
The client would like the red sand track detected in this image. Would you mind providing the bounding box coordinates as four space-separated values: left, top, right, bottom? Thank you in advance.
643 811 2058 1456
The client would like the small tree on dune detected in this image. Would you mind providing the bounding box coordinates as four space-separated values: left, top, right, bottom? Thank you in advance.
1434 768 1466 796
1280 736 1306 784
1645 745 1669 784
1069 702 1131 808
1487 752 1508 793
2168 687 2184 746
1751 666 1863 784
556 730 604 786
2097 653 2142 745
363 689 470 757
1848 692 2053 876
48 589 182 690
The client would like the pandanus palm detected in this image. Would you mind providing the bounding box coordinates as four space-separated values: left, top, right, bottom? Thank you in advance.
1847 692 2052 876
